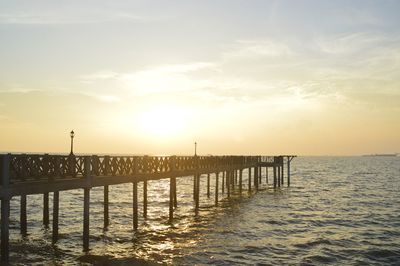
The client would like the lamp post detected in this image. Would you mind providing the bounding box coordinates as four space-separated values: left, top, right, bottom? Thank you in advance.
194 142 197 156
70 130 75 155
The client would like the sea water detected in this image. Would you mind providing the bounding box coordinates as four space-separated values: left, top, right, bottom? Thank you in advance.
5 156 400 265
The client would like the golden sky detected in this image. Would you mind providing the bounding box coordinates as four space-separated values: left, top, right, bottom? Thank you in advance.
1 1 399 155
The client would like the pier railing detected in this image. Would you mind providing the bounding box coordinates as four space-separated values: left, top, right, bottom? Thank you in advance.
3 154 283 184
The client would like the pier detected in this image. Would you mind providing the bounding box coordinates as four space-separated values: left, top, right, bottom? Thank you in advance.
0 153 295 262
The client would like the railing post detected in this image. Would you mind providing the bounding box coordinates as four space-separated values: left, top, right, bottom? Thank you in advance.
104 156 110 176
69 154 76 177
1 154 11 263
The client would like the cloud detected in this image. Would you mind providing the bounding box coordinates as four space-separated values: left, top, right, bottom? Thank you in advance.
82 93 121 103
80 71 120 84
332 7 384 27
0 11 153 25
315 32 384 55
223 39 293 59
0 85 41 94
80 62 216 97
77 32 400 112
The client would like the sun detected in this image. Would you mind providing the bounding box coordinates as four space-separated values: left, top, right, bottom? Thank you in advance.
136 105 187 140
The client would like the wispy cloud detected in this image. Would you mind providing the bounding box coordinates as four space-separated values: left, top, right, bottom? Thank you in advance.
223 39 293 59
80 62 216 96
0 85 41 94
0 11 155 25
315 32 384 55
332 7 384 27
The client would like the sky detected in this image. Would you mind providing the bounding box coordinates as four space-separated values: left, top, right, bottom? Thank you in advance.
0 0 399 156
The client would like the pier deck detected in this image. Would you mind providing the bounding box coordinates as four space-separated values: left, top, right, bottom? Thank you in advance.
0 154 295 262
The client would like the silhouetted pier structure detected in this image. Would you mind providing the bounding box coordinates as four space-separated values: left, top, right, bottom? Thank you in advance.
0 154 296 262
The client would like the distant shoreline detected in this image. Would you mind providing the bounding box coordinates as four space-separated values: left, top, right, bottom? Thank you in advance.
362 153 398 157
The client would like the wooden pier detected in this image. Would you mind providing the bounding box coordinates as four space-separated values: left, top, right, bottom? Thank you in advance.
0 153 295 262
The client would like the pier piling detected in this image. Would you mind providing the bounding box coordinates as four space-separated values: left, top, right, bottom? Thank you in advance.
222 172 225 194
143 181 148 218
43 193 49 227
20 195 27 235
52 191 59 244
239 169 243 195
83 188 90 251
215 172 219 206
248 168 252 192
173 177 177 208
207 173 210 198
132 182 138 230
104 186 109 228
1 154 10 263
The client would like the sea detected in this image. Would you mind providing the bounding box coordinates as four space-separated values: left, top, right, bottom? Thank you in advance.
4 156 400 265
